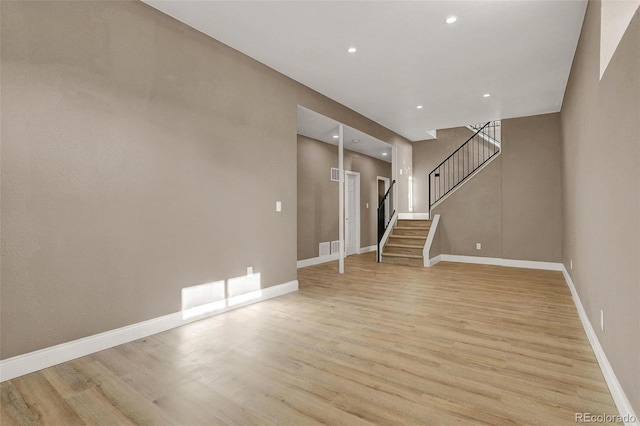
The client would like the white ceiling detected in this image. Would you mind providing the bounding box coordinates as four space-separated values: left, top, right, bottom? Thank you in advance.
143 0 587 142
297 106 392 163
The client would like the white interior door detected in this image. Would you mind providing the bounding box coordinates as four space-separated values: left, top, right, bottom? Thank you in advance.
345 172 359 256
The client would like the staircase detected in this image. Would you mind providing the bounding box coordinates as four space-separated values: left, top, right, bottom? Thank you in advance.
381 219 431 266
429 121 501 212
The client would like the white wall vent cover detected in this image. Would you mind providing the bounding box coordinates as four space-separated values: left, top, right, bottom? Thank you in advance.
331 240 340 254
331 168 340 182
319 242 330 257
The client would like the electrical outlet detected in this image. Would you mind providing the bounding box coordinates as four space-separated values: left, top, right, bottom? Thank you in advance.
247 266 253 276
476 242 482 250
570 259 573 270
600 310 604 331
276 201 281 212
366 202 369 209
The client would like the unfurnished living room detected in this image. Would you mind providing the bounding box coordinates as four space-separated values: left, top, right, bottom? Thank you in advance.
1 0 639 425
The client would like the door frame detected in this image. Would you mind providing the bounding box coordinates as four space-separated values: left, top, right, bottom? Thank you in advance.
345 170 361 256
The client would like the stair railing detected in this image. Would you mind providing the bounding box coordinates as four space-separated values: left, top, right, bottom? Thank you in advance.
428 121 500 213
377 180 396 262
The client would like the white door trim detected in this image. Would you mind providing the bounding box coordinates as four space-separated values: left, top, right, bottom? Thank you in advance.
345 170 361 256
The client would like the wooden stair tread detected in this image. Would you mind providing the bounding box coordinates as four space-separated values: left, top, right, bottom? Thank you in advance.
385 243 423 249
390 235 426 240
382 253 423 259
394 226 430 230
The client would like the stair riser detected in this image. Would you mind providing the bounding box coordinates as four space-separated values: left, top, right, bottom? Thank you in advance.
396 220 432 228
393 228 430 237
382 255 424 267
387 238 426 247
384 246 423 256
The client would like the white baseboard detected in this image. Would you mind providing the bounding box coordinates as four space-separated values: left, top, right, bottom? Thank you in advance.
298 247 376 267
398 213 431 220
358 245 376 254
561 268 638 426
428 255 442 267
0 280 298 382
439 254 563 271
297 254 339 268
432 254 637 424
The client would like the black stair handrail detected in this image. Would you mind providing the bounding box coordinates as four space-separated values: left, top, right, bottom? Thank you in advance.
428 122 500 213
377 180 396 262
431 122 490 172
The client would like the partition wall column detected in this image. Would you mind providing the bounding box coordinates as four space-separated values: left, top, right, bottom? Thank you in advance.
338 124 345 274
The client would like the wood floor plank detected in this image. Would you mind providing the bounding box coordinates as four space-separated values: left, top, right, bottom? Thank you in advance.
0 253 621 424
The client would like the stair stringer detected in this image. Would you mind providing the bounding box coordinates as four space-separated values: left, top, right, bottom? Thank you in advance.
423 214 441 267
377 211 398 262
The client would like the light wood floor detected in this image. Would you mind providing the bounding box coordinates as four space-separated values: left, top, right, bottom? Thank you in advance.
1 253 620 425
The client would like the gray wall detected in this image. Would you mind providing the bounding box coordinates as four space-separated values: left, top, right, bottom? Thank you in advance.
0 1 412 359
414 114 563 262
561 1 639 413
297 135 391 260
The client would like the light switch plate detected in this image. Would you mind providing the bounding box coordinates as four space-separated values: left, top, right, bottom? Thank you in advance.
276 201 281 212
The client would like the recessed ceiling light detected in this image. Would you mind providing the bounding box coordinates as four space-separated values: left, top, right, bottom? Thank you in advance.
382 152 388 156
347 47 357 53
445 16 458 24
333 135 339 139
416 105 423 109
483 93 491 98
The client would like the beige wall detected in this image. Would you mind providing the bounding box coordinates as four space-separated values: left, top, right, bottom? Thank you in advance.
561 1 639 413
416 114 563 262
297 135 391 260
502 114 563 262
433 158 503 257
0 1 411 359
412 127 475 214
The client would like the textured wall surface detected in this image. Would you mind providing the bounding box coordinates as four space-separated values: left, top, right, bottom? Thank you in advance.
418 114 563 262
560 1 639 414
0 0 411 359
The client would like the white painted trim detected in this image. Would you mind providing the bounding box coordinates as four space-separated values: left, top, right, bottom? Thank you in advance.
345 170 361 256
562 267 639 426
297 254 339 268
0 280 298 382
377 211 398 262
431 150 501 211
398 213 431 220
465 124 501 148
357 245 376 254
423 214 440 267
392 145 398 214
338 124 344 274
439 254 563 271
429 255 442 266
